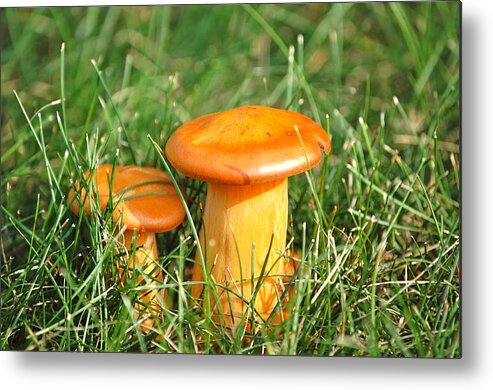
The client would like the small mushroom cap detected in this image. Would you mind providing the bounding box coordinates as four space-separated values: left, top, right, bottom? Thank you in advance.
165 105 331 185
68 164 185 233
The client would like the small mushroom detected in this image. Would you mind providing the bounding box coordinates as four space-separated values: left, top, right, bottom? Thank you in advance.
165 105 330 330
69 164 185 333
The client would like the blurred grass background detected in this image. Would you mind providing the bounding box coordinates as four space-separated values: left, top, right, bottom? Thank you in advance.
1 2 460 356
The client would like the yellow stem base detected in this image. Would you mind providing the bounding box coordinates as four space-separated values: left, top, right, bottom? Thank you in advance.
192 179 293 329
121 230 165 333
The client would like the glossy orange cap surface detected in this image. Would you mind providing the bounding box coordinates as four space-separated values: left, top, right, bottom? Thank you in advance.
69 165 185 232
165 105 331 185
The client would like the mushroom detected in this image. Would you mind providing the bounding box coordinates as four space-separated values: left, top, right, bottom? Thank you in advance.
69 164 185 333
165 105 331 330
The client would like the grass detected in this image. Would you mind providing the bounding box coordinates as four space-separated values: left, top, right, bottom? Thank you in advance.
0 2 460 356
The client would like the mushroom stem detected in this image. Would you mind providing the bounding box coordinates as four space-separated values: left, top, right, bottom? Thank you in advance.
121 230 165 333
191 178 292 328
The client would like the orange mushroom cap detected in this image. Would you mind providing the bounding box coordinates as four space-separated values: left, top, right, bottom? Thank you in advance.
165 105 331 185
69 164 185 233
